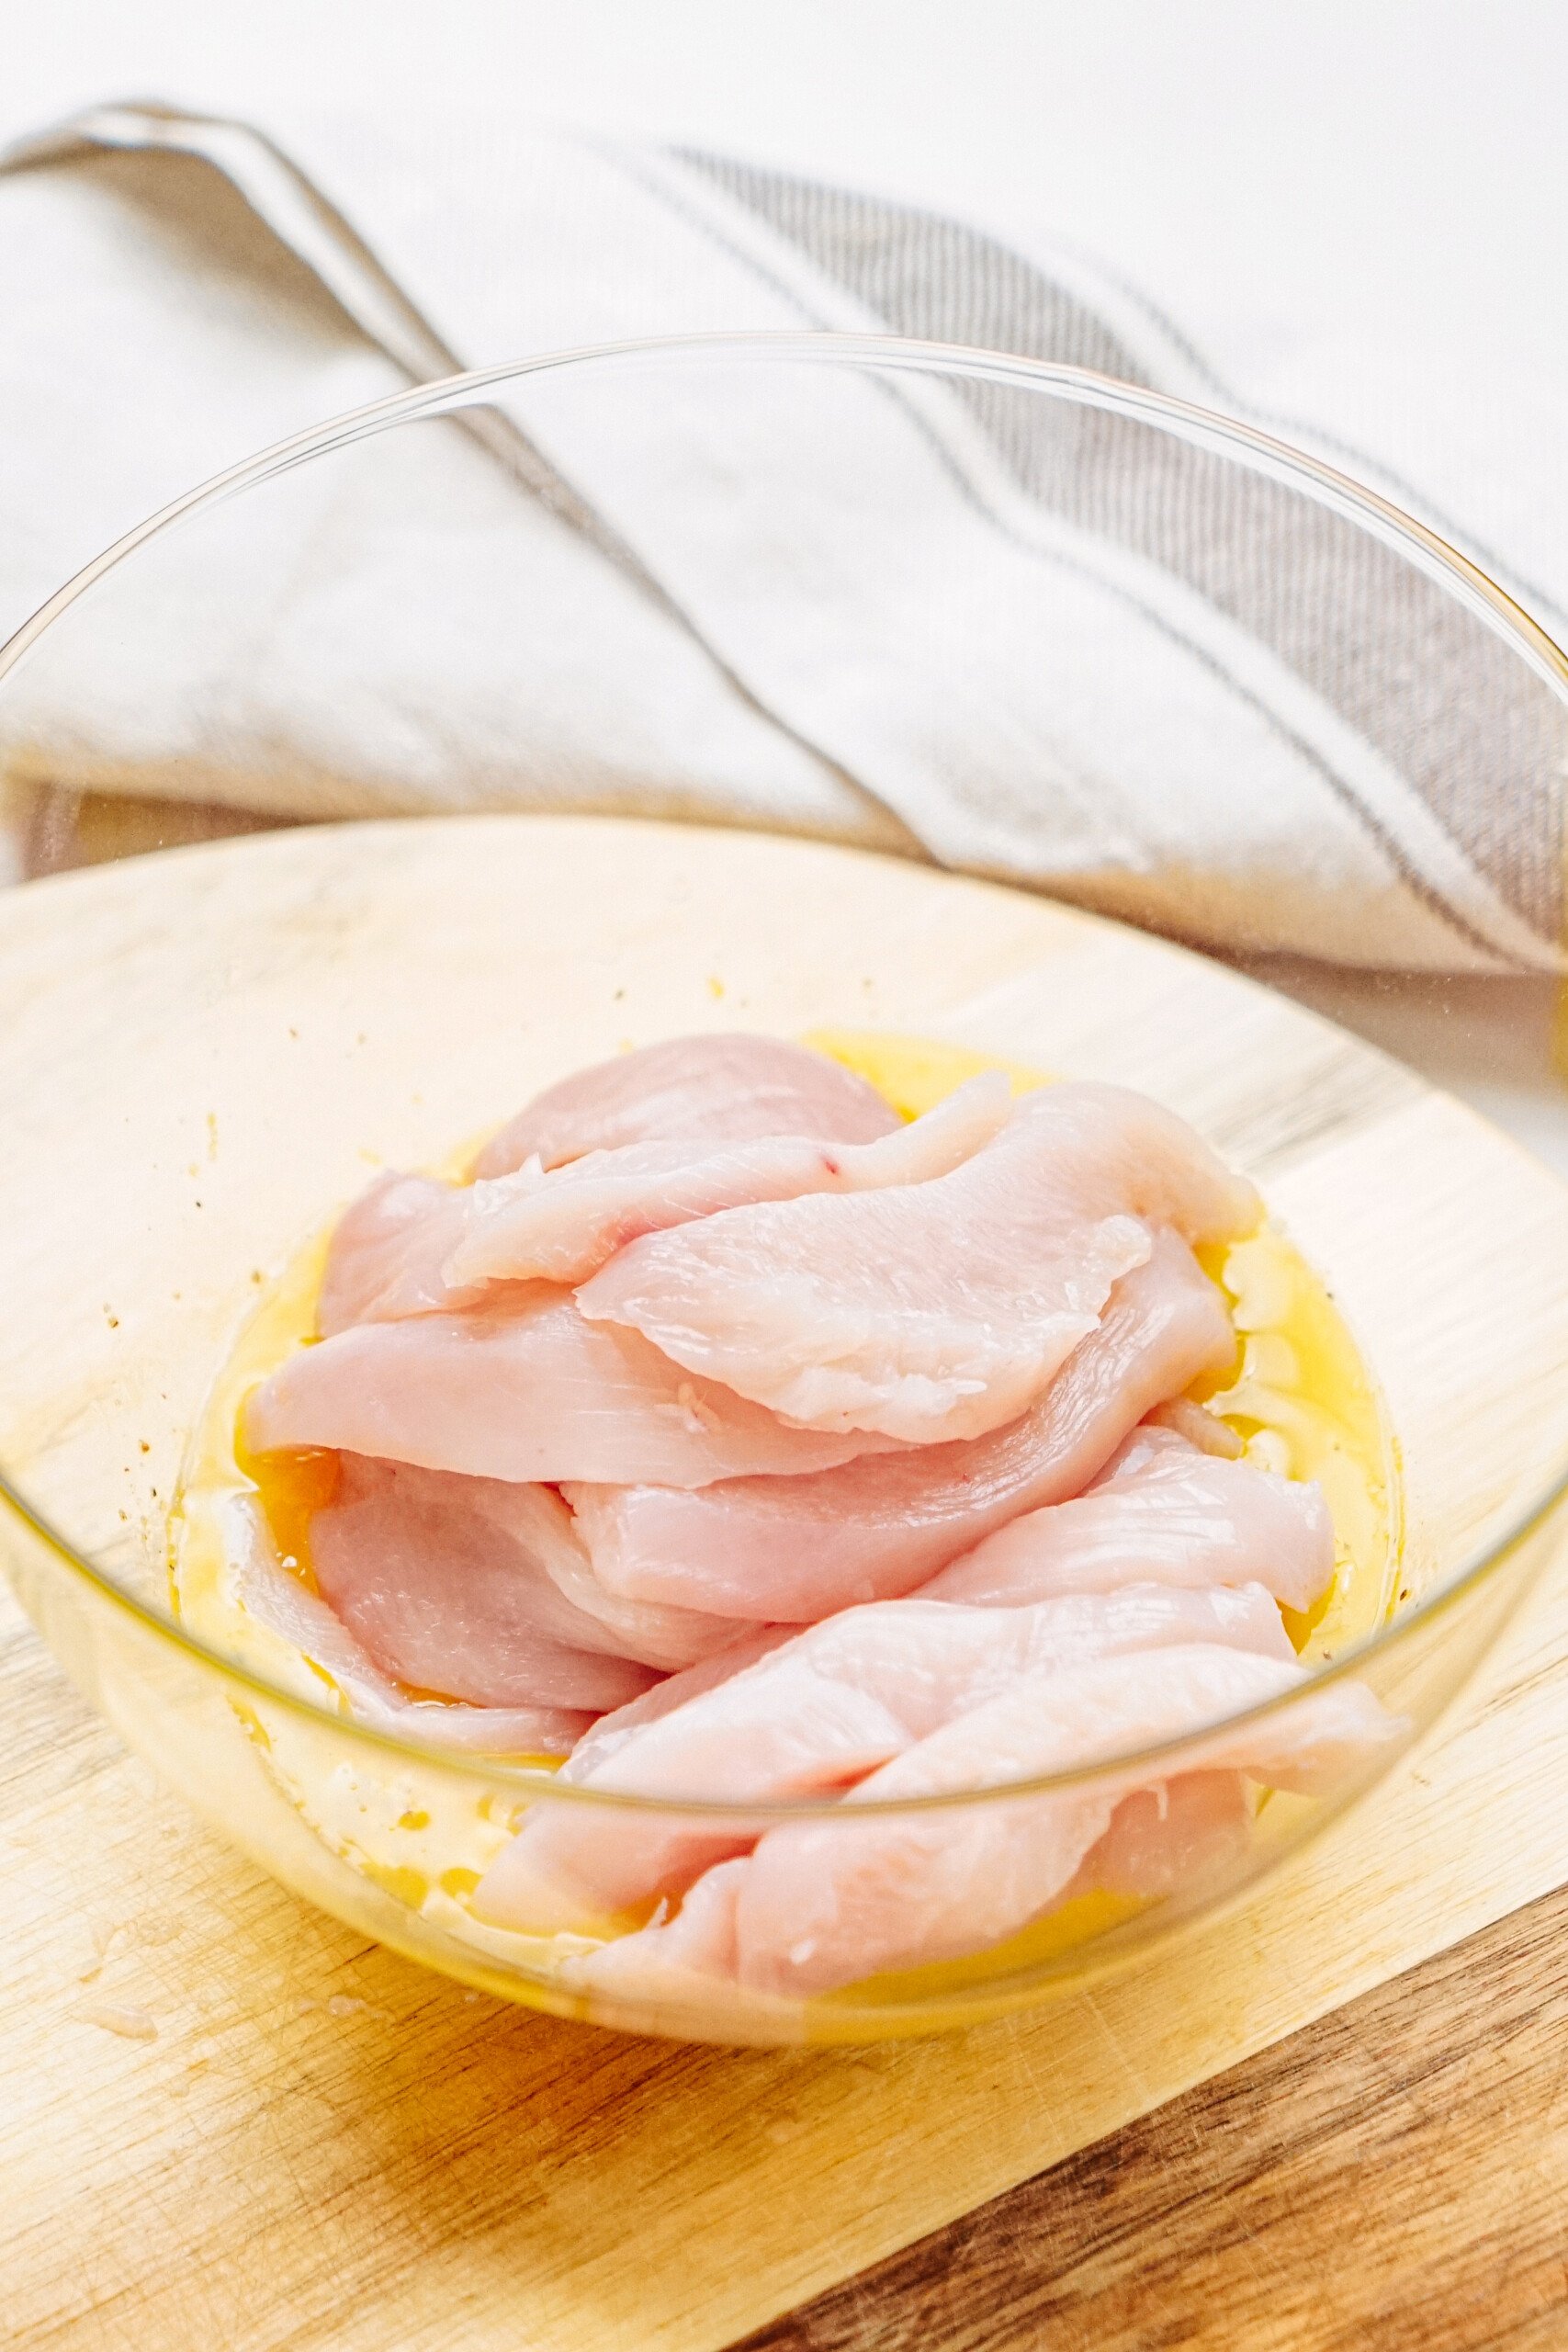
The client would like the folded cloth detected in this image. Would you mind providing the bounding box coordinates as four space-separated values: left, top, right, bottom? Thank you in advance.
0 101 1562 973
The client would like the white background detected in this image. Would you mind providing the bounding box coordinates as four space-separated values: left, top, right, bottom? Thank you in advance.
6 0 1564 391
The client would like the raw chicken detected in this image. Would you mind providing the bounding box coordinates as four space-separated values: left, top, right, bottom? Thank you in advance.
563 1627 793 1781
231 1024 1382 2006
1066 1772 1254 1902
309 1457 659 1712
565 1232 1237 1621
244 1285 903 1487
524 1504 743 1672
303 1443 737 1677
726 1645 1397 1994
316 1172 484 1336
568 1860 751 2009
447 1074 1010 1289
225 1494 592 1755
473 1033 898 1179
568 1778 1258 2013
312 1077 1004 1334
580 1082 1259 1444
921 1424 1336 1615
473 1588 1291 1931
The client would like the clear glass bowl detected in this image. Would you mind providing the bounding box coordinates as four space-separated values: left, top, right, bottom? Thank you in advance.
2 334 1566 2046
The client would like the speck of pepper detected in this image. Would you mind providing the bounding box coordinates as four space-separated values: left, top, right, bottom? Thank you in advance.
104 1309 119 1329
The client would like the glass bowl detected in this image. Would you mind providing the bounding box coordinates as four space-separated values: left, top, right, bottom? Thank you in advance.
1 334 1566 2047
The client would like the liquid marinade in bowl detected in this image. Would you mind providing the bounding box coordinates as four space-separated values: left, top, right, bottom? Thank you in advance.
170 1028 1401 2023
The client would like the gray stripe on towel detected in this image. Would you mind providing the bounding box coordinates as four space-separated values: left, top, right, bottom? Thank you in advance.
682 152 1566 951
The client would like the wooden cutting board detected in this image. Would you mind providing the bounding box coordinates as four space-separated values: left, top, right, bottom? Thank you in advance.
3 816 1568 2348
6 1552 1568 2352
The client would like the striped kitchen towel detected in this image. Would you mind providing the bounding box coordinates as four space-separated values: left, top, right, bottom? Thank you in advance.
0 102 1562 972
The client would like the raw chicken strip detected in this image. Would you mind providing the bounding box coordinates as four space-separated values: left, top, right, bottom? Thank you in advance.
563 1627 792 1781
565 1232 1237 1621
473 1033 898 1179
569 1779 1258 2014
525 1509 744 1673
921 1424 1335 1615
309 1457 658 1712
474 1589 1290 1931
299 1443 736 1676
447 1075 1010 1289
225 1495 592 1755
728 1645 1398 1994
245 1285 902 1487
316 1172 486 1337
1067 1772 1253 1903
580 1082 1259 1444
568 1860 751 2010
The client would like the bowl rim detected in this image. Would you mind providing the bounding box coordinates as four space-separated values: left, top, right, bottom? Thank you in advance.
3 327 1567 1817
6 328 1568 704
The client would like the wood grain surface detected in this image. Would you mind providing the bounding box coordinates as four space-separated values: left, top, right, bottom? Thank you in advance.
2 818 1568 2348
6 1543 1568 2352
740 1877 1568 2352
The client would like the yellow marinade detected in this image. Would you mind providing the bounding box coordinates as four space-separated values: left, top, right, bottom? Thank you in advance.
171 1030 1402 1987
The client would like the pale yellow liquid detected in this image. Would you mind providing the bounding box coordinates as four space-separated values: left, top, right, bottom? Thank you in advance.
172 1033 1401 1995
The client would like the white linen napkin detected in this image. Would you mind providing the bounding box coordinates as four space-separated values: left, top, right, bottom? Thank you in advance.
0 100 1562 976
